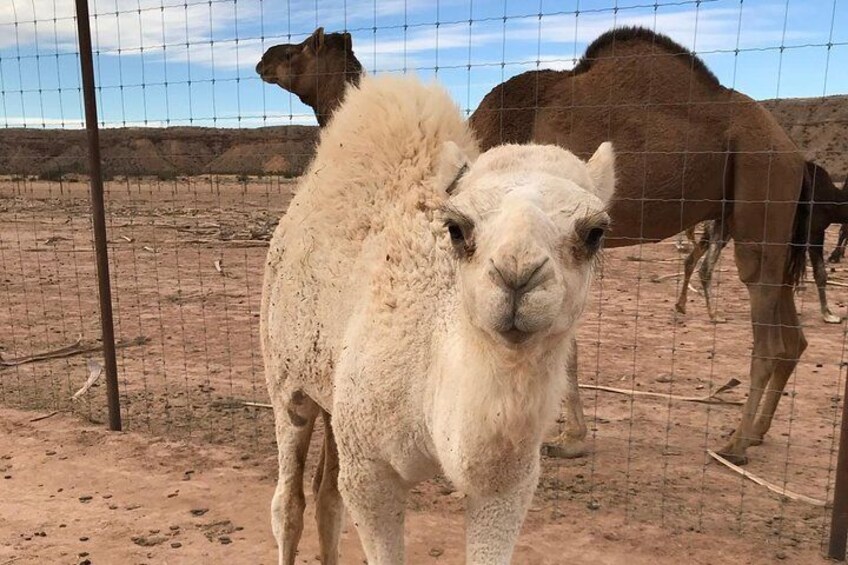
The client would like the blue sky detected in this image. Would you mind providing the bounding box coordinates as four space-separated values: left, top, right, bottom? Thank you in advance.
0 0 846 128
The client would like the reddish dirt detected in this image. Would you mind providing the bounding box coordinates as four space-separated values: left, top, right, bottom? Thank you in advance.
2 176 846 563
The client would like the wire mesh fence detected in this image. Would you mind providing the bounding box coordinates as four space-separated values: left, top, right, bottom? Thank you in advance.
1 0 848 561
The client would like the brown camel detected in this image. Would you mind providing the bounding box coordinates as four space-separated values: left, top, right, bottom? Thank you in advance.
257 26 810 466
255 28 362 127
678 162 847 325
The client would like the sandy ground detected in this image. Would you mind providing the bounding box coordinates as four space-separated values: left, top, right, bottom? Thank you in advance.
2 176 848 563
0 407 831 564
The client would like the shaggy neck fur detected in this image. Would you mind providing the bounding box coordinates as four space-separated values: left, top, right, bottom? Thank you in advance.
432 307 573 452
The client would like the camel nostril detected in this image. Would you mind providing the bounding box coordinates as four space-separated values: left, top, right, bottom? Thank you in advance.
490 256 550 292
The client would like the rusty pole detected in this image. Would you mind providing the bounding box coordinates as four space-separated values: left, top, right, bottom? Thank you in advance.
829 365 848 559
74 0 122 431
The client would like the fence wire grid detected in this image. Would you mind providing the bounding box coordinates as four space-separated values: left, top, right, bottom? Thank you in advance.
2 0 848 562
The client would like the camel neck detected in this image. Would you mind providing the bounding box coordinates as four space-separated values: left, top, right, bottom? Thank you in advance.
312 66 363 128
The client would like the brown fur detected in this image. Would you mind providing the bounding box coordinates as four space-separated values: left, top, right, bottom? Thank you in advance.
256 28 363 127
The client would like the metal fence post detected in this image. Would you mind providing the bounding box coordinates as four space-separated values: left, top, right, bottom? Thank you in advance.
829 365 848 560
74 0 122 431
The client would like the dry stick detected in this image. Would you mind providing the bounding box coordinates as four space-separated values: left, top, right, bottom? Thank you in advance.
827 280 848 288
707 450 828 507
651 268 730 283
0 335 149 368
174 239 270 247
243 401 273 409
29 411 60 422
71 359 104 400
578 378 743 406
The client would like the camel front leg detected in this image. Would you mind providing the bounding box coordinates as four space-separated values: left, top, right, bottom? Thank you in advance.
466 467 538 565
338 458 407 564
544 338 588 458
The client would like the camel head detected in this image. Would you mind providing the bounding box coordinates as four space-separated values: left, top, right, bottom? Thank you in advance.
439 142 616 349
255 27 363 124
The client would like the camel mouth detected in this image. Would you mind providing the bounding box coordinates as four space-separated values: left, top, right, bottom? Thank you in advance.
498 326 533 345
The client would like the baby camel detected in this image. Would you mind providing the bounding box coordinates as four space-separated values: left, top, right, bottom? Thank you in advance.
256 27 589 459
261 75 616 564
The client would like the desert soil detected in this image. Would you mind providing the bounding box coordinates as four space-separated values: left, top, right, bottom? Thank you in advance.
2 176 847 564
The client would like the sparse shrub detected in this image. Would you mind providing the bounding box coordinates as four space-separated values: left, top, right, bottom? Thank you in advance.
38 169 65 182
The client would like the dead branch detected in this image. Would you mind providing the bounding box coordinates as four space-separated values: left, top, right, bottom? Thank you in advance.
707 450 828 507
578 378 742 406
243 401 273 409
0 335 149 369
29 411 60 422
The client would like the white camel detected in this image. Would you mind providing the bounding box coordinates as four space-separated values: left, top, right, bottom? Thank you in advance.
261 74 616 565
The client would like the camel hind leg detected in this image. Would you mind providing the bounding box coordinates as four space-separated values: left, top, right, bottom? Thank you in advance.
544 337 588 459
809 241 842 323
676 224 709 315
271 391 320 565
698 219 731 323
828 223 848 263
750 283 808 444
312 410 343 565
716 146 806 465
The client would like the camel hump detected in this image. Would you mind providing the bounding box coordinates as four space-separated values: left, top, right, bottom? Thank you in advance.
575 26 720 86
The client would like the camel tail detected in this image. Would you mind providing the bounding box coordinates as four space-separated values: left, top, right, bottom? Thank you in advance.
787 164 812 287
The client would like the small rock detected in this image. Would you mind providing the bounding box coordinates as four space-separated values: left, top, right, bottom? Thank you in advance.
655 375 673 383
79 496 93 503
46 450 56 456
80 560 92 565
190 508 209 517
3 475 11 479
171 542 182 549
587 500 600 510
78 552 89 558
102 494 112 499
776 551 787 560
79 536 89 542
219 536 232 545
429 547 444 557
169 525 180 531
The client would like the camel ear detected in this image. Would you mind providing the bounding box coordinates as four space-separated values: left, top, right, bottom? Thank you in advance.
586 141 616 205
438 141 470 195
342 32 353 51
305 27 325 53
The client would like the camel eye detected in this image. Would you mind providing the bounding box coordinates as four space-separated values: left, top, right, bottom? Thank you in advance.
445 219 475 258
447 221 464 242
584 227 605 253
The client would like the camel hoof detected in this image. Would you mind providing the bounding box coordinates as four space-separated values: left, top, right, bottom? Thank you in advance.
716 448 748 466
543 440 589 459
823 313 843 324
675 302 686 315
